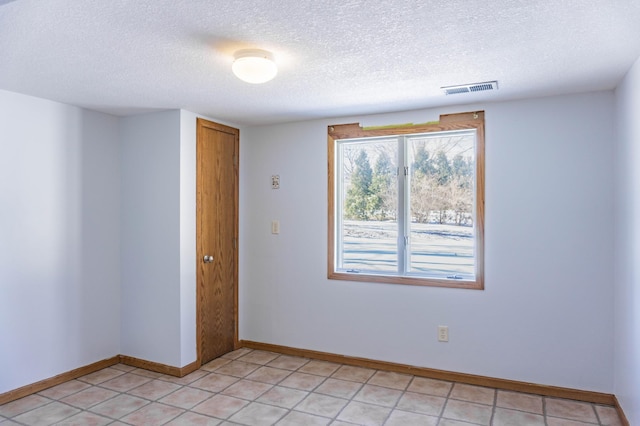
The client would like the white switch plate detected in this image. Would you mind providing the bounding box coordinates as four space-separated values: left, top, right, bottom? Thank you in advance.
438 326 449 342
271 220 280 234
271 175 280 189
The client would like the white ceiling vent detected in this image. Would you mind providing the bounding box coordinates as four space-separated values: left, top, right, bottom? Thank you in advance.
442 81 498 95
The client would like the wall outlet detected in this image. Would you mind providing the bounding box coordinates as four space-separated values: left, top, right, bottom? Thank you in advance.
271 175 280 189
438 325 449 342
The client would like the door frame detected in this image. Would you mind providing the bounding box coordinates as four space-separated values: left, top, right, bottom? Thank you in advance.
195 117 240 366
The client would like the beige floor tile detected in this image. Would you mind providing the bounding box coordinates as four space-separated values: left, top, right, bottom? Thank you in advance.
13 402 79 426
545 398 598 423
99 372 151 392
331 365 375 383
237 350 280 365
450 383 495 405
191 373 238 392
442 399 493 425
165 411 222 425
228 401 289 425
298 360 341 377
1 353 626 426
294 393 348 417
0 395 51 417
493 407 545 425
130 368 167 379
38 380 91 400
222 379 273 400
278 372 325 391
439 419 480 426
595 405 623 426
53 411 113 426
396 391 446 416
158 369 209 385
89 394 148 419
267 355 310 371
385 409 438 426
127 379 182 400
192 394 248 419
496 390 543 414
201 358 232 372
314 378 362 399
257 386 309 409
353 384 402 407
367 370 412 390
220 348 253 360
406 377 452 397
111 364 136 372
159 387 213 409
215 361 261 378
546 417 598 426
77 367 125 385
60 387 119 409
246 366 293 385
120 402 184 425
336 400 391 426
276 410 329 426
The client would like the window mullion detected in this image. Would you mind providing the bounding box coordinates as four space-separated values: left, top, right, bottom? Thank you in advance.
397 136 407 276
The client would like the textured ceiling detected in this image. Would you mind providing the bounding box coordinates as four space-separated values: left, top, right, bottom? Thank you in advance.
1 0 639 125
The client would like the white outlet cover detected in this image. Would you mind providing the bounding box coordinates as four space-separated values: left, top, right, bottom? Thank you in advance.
438 326 449 342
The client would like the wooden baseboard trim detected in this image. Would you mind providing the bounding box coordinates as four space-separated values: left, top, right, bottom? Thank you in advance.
0 356 120 405
179 360 201 377
118 355 199 378
614 396 630 426
0 355 200 406
240 340 616 406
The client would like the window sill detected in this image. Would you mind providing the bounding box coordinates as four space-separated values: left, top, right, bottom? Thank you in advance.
328 271 484 290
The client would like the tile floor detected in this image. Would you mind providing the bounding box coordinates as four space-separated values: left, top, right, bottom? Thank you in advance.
0 348 623 426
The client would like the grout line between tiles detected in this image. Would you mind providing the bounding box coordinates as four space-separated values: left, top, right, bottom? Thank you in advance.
436 378 456 424
593 402 603 426
489 386 498 425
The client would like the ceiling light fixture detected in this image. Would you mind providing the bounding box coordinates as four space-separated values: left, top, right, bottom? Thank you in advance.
232 49 277 84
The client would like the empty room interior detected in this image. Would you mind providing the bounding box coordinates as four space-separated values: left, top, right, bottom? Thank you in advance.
1 0 639 425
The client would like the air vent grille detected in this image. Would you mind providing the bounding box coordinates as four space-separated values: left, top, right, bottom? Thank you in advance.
442 81 498 95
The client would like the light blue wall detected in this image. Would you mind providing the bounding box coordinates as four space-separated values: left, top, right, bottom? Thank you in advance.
614 55 640 424
0 89 121 393
119 110 183 367
240 92 616 392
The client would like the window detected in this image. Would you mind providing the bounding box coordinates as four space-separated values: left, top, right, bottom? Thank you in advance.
328 111 485 289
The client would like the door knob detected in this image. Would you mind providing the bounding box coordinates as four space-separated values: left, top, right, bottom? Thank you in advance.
203 255 214 263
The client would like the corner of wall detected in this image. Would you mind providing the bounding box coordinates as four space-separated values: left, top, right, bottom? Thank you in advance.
613 54 640 425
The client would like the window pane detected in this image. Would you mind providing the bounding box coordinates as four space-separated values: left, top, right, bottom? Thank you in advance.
407 132 475 280
338 139 398 273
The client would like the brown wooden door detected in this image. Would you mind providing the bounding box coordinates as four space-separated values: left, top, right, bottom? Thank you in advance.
196 118 239 365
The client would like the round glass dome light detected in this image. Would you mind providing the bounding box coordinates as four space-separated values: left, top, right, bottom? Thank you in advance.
232 49 278 84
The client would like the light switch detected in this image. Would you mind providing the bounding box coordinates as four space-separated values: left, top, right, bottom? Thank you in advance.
271 220 280 234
